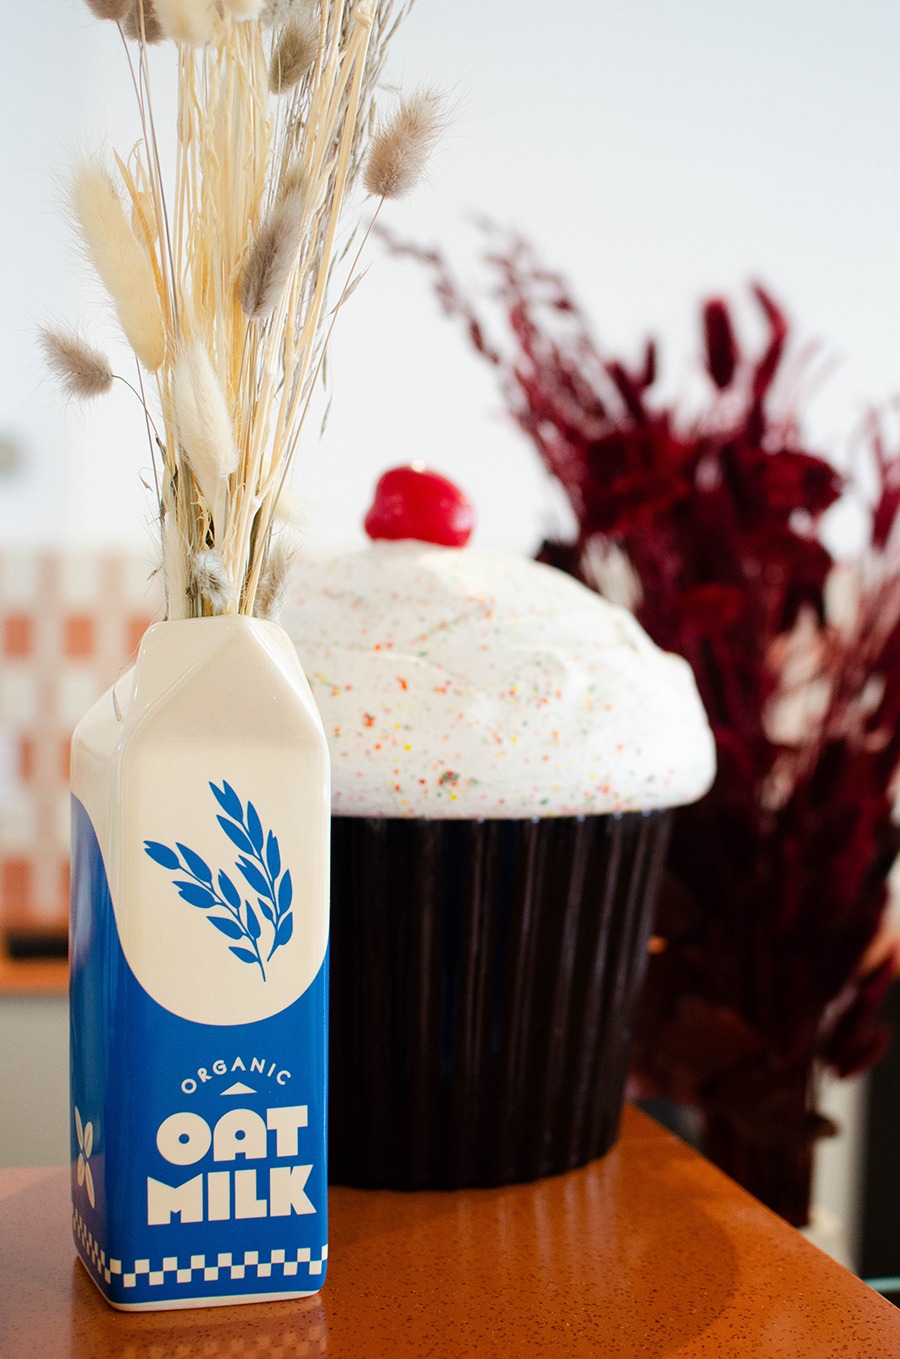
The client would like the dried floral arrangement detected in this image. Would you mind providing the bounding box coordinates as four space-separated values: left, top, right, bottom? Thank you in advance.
397 231 900 1225
41 0 439 619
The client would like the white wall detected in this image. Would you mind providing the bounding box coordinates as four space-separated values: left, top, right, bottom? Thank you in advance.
0 995 69 1166
2 2 900 552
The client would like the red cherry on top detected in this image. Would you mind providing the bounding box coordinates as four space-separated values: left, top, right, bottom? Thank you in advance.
364 465 475 547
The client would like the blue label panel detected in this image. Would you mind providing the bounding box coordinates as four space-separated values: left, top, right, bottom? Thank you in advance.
69 796 329 1308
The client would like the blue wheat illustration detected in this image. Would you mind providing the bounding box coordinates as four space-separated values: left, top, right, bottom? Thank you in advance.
144 781 294 982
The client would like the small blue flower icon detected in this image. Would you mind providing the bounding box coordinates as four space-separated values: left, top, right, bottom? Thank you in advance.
75 1106 95 1208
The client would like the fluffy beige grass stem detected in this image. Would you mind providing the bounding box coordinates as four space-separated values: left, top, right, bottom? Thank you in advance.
72 163 166 371
154 0 219 44
364 89 442 199
83 0 131 19
269 14 319 92
261 0 312 25
253 536 295 619
122 1 165 42
172 340 239 531
223 0 266 16
188 549 234 613
39 327 114 400
238 187 305 320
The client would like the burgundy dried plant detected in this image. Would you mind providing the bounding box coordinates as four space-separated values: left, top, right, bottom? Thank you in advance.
394 229 900 1224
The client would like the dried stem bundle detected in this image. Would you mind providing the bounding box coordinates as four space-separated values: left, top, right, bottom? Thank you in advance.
48 1 435 618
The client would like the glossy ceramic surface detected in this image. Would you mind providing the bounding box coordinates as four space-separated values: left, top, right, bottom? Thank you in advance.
68 617 330 1309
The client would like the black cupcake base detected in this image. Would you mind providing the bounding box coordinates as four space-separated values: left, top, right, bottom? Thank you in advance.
329 811 671 1189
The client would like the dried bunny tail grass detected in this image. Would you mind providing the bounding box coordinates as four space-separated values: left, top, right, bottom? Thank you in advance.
71 162 165 371
238 187 305 320
221 0 265 16
172 341 239 515
189 549 235 614
273 483 307 527
39 325 114 400
122 0 164 41
154 0 219 44
364 90 444 200
278 162 308 201
253 536 296 619
269 13 318 93
83 0 131 19
261 0 313 27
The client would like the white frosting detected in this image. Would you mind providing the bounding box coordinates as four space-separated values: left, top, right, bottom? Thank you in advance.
282 542 716 818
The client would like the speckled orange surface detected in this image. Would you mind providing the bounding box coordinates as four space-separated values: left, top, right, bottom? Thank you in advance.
2 1108 899 1358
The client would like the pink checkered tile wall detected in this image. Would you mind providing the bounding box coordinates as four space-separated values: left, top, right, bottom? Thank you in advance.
0 550 163 930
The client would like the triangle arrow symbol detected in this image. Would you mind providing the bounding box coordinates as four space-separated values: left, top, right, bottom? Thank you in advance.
221 1081 257 1096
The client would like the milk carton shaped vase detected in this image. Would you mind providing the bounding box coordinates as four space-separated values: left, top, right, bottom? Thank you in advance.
69 616 330 1310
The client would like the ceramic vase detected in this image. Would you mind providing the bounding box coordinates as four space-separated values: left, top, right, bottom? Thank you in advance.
69 616 330 1310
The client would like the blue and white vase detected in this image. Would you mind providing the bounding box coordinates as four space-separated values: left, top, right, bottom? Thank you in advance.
69 616 330 1311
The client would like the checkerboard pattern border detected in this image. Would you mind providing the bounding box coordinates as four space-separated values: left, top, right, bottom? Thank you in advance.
73 1207 327 1290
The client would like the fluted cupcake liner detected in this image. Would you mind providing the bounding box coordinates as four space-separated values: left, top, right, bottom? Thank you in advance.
329 810 672 1188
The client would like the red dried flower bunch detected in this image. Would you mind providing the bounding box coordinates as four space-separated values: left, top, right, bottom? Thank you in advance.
396 232 900 1224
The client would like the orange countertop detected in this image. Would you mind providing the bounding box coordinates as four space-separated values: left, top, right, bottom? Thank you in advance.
1 1106 898 1358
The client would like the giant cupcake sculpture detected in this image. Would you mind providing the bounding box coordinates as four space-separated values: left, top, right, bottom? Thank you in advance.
283 465 716 1187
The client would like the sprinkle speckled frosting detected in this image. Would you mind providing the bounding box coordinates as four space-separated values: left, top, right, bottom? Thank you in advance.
282 542 716 818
